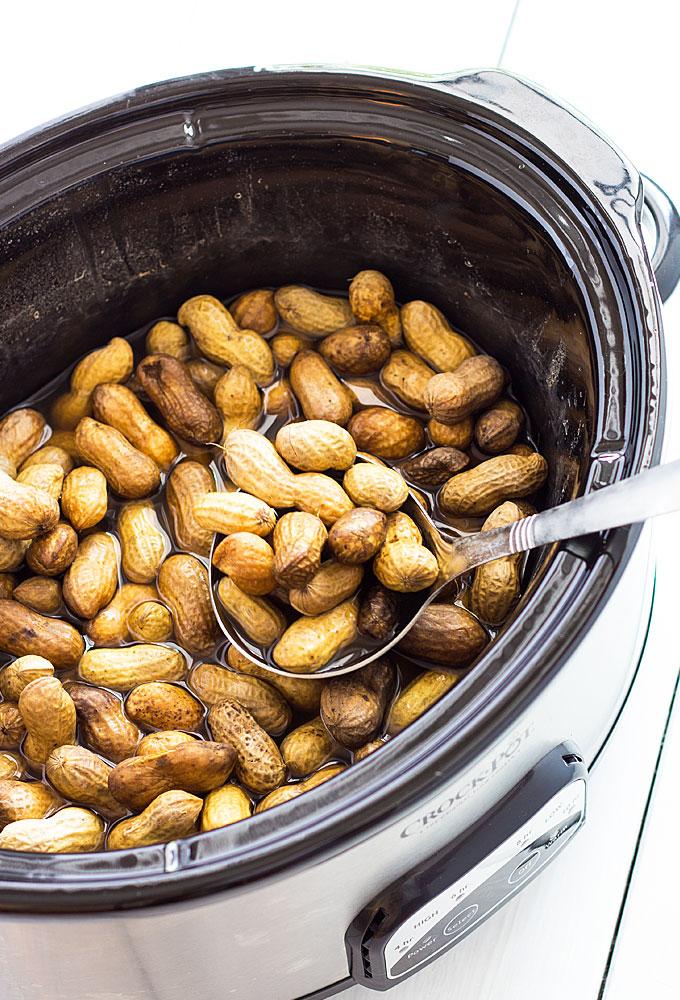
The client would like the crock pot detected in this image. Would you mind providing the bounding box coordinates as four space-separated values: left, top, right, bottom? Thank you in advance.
0 66 678 1000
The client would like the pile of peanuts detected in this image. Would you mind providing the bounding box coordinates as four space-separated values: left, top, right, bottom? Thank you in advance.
0 271 548 854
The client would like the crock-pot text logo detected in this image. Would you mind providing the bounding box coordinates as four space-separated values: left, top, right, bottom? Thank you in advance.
400 725 533 838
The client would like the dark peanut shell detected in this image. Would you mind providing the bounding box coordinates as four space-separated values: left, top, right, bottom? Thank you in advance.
108 741 236 811
474 400 524 454
400 447 469 489
319 325 391 375
0 600 84 668
438 453 548 517
230 289 278 335
426 355 505 425
208 698 286 794
320 660 394 749
398 604 487 667
289 351 354 426
67 683 142 763
328 508 387 564
26 522 78 578
347 407 425 460
357 584 399 640
136 354 222 445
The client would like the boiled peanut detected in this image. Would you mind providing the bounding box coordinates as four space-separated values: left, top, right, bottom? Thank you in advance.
471 501 527 624
16 462 64 503
265 379 299 416
127 601 174 643
273 512 327 588
0 574 15 600
61 466 108 530
387 670 460 735
75 418 161 499
118 502 168 583
342 463 408 512
357 584 399 640
145 320 190 360
401 301 475 371
290 351 354 425
201 784 252 830
400 447 469 489
157 554 218 656
428 416 473 449
79 644 187 691
0 599 84 667
45 746 125 818
320 660 394 749
0 469 59 540
0 776 57 829
398 603 487 666
194 490 277 537
439 453 548 516
189 663 291 736
293 473 354 526
217 576 287 646
274 286 353 336
19 677 76 763
136 354 223 446
214 365 262 441
63 532 119 619
136 730 196 756
0 655 54 701
349 270 401 345
348 407 425 460
125 682 204 732
108 790 202 849
109 740 235 811
255 763 346 812
87 583 158 646
20 445 74 475
92 383 179 470
212 532 275 596
50 390 92 431
0 454 15 478
273 597 358 673
275 420 356 472
0 702 25 749
13 576 62 615
165 460 215 557
71 337 134 394
289 561 363 615
328 508 387 564
280 717 335 778
26 521 78 577
272 333 306 367
0 538 29 573
426 355 505 424
474 399 524 454
353 739 385 762
381 350 435 410
187 358 226 397
177 295 274 385
222 429 296 507
230 288 278 335
0 806 105 853
0 408 46 467
319 324 391 375
373 531 438 593
226 646 323 715
208 699 285 794
67 683 141 762
0 752 23 780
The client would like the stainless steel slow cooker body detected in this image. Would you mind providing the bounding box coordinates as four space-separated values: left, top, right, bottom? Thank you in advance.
0 67 677 999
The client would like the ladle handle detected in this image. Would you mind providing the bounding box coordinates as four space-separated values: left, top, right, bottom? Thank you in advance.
449 459 680 574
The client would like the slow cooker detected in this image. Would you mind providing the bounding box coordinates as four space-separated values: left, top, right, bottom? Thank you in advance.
0 66 678 1000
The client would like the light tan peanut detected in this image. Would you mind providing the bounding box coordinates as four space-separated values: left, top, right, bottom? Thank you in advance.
327 508 387 565
273 597 358 673
439 453 548 516
342 464 408 512
61 466 108 531
374 535 438 593
357 584 398 640
45 746 125 818
118 502 168 584
0 778 59 830
16 462 64 503
125 681 203 732
0 538 29 573
471 501 527 624
275 420 356 474
289 351 354 425
187 358 226 397
63 532 119 619
214 365 262 441
265 379 298 417
321 660 394 750
387 670 460 735
212 532 275 596
229 288 278 335
13 576 62 615
354 738 385 762
272 333 306 367
108 790 202 850
75 418 160 499
401 301 475 371
347 407 425 460
0 655 54 701
135 354 223 446
0 806 105 852
92 383 179 471
47 430 79 458
474 399 524 454
0 454 15 478
280 717 335 777
208 699 285 794
0 600 84 667
289 561 363 616
217 576 287 646
0 702 25 749
136 730 196 756
428 416 473 449
0 574 15 600
349 270 401 345
109 740 235 811
19 677 76 763
201 784 252 830
189 663 291 736
273 512 327 588
145 320 190 360
222 428 296 507
226 646 323 714
127 601 174 643
426 355 505 425
50 390 92 431
178 295 275 385
255 763 346 812
67 683 141 762
165 460 215 557
398 603 487 666
195 491 277 539
71 337 134 393
20 445 74 475
400 447 469 489
319 325 391 375
0 408 46 467
293 473 354 526
381 350 435 410
157 554 218 656
274 286 353 336
79 644 187 691
0 469 59 540
87 584 158 646
0 752 23 780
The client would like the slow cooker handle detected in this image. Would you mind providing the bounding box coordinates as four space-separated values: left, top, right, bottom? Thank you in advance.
641 174 680 302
